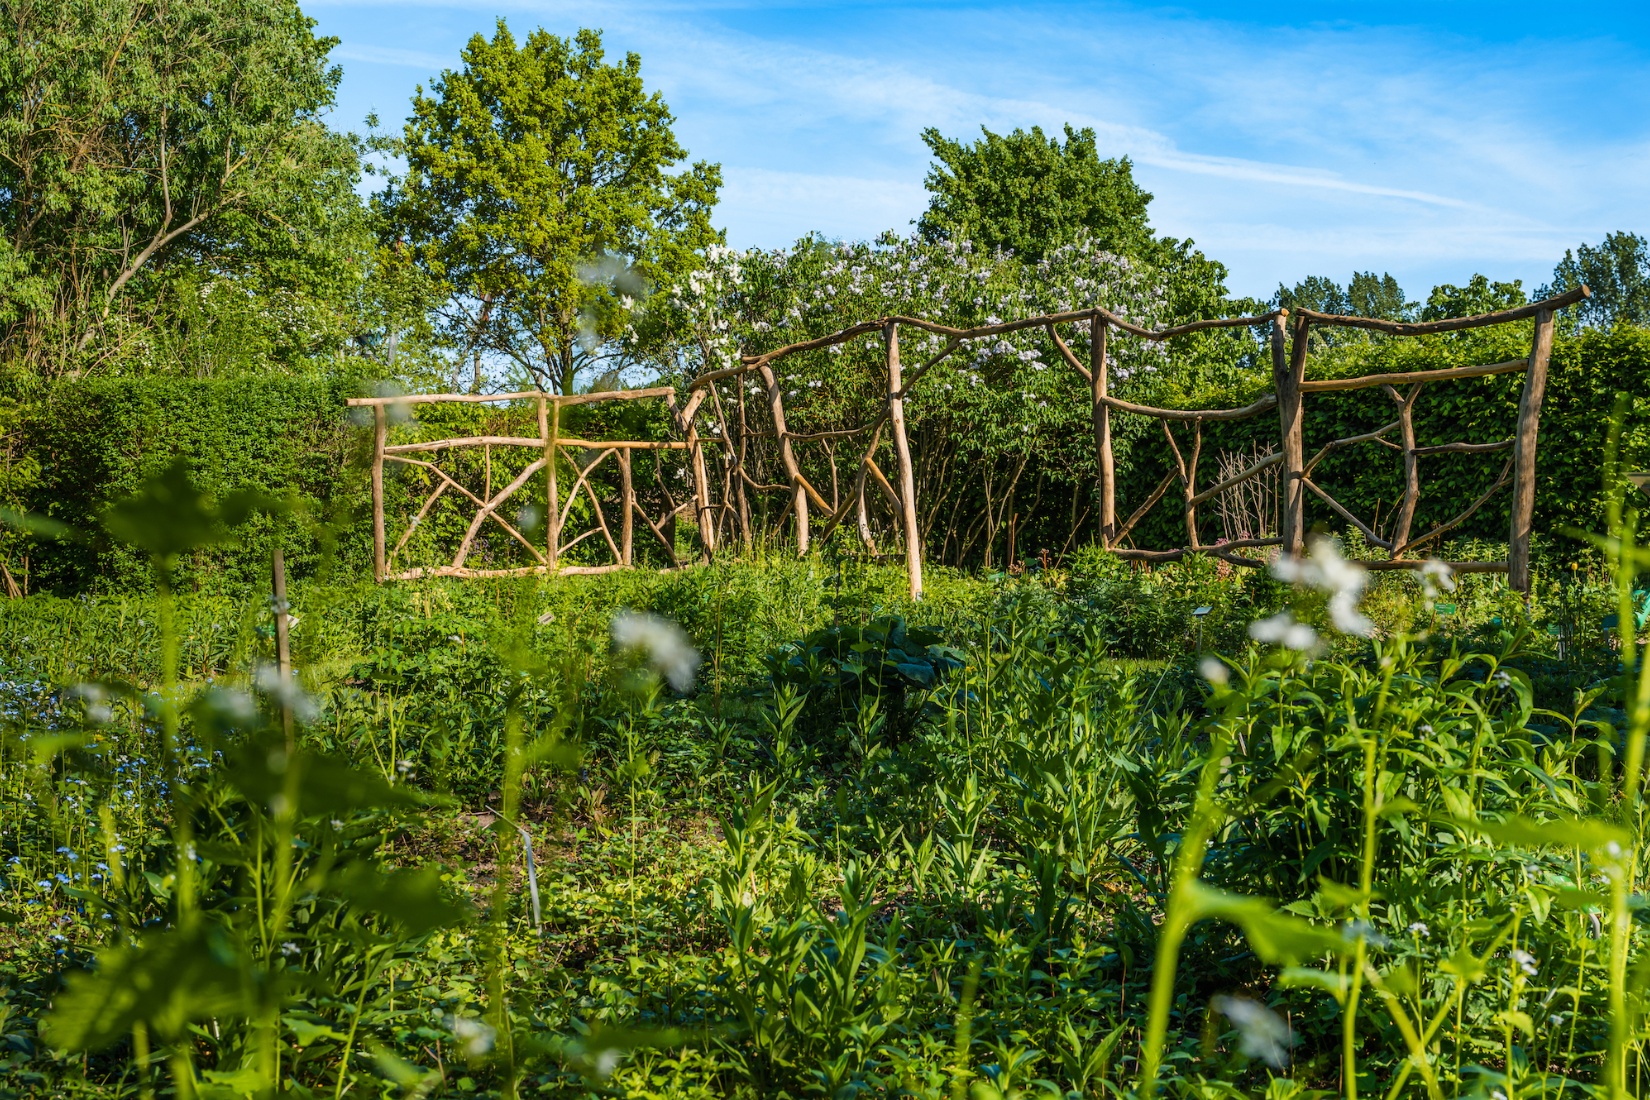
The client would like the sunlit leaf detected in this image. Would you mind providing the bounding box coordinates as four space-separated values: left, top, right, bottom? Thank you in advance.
43 925 247 1050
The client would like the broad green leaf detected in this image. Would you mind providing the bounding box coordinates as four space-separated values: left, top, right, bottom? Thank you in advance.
1181 881 1349 964
42 926 247 1050
1452 814 1629 853
329 863 470 935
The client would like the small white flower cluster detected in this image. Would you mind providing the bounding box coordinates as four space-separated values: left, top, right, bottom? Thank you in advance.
1211 995 1292 1068
611 611 701 693
448 1015 496 1058
1271 538 1374 637
1250 537 1373 653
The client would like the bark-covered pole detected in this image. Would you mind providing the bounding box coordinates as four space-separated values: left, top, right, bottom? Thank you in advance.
1508 307 1554 594
371 406 387 582
1091 314 1116 547
886 321 924 600
1272 311 1306 555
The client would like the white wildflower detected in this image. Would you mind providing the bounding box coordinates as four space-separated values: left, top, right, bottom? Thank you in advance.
449 1016 496 1057
1272 537 1373 636
1249 611 1319 652
1342 920 1390 948
1407 921 1429 938
1199 657 1229 686
1211 995 1291 1068
1419 559 1456 598
611 611 701 692
253 663 319 722
1511 948 1538 976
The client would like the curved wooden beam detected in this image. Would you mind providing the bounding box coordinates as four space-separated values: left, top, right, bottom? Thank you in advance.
1299 358 1526 395
1290 285 1587 337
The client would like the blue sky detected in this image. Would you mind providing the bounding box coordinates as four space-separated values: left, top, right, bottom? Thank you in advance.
310 0 1650 302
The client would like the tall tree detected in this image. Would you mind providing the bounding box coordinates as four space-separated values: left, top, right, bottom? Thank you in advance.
378 23 722 395
0 0 353 374
1546 231 1650 328
1272 271 1412 321
1420 274 1525 321
917 124 1153 263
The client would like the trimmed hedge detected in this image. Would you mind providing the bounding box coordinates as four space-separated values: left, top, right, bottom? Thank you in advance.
23 375 373 592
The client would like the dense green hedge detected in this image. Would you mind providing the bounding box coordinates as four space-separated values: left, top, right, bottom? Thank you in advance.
22 375 374 592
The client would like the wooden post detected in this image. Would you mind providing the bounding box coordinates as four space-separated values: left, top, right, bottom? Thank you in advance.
272 546 291 679
1387 384 1422 555
1509 308 1554 594
759 363 809 554
371 406 386 582
1183 419 1203 549
681 404 716 561
618 448 634 566
1273 312 1306 556
272 546 293 744
546 398 560 565
1091 315 1116 547
886 321 924 600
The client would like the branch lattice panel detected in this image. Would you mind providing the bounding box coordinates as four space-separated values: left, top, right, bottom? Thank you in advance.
355 284 1590 596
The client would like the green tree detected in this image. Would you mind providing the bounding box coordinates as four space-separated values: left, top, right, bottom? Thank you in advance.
1272 271 1412 321
1420 274 1526 321
378 22 722 395
917 124 1153 263
0 0 355 374
1546 231 1650 328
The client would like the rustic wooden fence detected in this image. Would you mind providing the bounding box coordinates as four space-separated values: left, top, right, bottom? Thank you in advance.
354 285 1589 595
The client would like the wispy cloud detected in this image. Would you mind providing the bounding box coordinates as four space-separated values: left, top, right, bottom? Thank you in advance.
312 0 1650 298
331 44 451 73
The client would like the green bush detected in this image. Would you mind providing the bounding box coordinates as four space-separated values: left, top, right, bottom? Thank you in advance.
20 374 374 593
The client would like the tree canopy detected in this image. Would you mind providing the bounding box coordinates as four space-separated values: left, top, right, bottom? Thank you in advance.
0 0 365 375
377 23 722 395
917 124 1154 263
1546 231 1650 329
1273 272 1414 320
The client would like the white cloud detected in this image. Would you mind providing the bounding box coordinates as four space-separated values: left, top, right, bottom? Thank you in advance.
331 44 452 73
314 0 1650 298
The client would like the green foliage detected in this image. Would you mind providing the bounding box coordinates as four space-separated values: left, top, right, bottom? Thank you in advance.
0 0 368 374
917 124 1154 263
378 23 723 395
1273 271 1414 322
1546 230 1650 329
0 484 1647 1097
18 374 372 592
1420 273 1528 320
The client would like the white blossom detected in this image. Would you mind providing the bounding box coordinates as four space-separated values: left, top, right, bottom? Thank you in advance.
1249 611 1319 652
1272 537 1373 636
1419 558 1456 598
1211 995 1291 1068
449 1016 496 1057
611 611 701 692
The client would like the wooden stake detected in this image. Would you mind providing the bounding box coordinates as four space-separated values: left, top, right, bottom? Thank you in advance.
1508 308 1554 594
1184 419 1203 549
618 449 634 566
758 363 809 554
1273 312 1306 556
372 406 386 582
272 546 292 744
546 400 560 565
886 321 924 599
1385 384 1423 555
1090 316 1116 547
676 396 716 560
